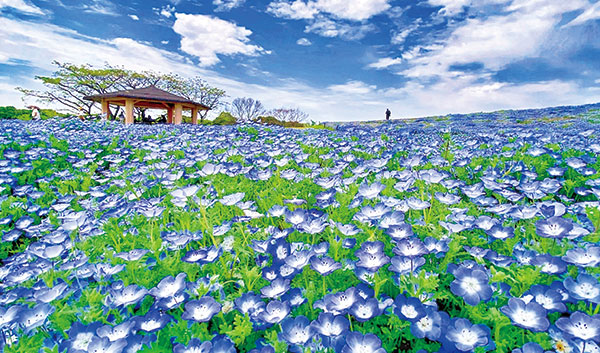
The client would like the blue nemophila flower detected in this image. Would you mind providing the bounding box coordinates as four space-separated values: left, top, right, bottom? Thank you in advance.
564 274 600 303
282 287 306 307
268 238 290 264
285 250 314 269
156 292 189 310
0 305 22 327
311 312 349 339
108 284 148 307
97 320 136 342
87 336 128 353
556 311 600 343
444 318 492 352
378 211 405 228
336 222 361 236
486 224 515 240
234 292 265 315
173 338 212 353
260 277 290 299
563 246 600 268
323 287 360 314
341 332 386 353
134 309 172 333
258 300 290 324
386 223 413 241
394 294 426 322
16 303 54 333
34 279 69 303
410 307 450 341
278 316 315 346
209 335 237 353
536 216 573 238
512 342 546 353
285 209 308 226
182 296 221 323
149 273 187 299
59 321 102 353
349 297 382 322
357 181 386 200
389 255 426 275
450 265 493 306
310 256 342 276
501 297 549 332
393 238 428 257
342 237 357 249
522 284 567 313
532 254 567 275
114 249 149 262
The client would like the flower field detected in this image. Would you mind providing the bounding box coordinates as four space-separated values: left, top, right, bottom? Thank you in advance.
1 104 600 353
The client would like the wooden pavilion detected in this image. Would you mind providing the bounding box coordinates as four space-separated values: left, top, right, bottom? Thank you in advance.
84 86 210 125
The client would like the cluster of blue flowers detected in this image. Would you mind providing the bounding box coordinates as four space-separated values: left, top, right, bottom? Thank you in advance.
0 102 600 353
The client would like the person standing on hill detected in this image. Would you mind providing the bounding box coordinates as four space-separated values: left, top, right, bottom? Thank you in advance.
385 108 391 121
31 107 40 120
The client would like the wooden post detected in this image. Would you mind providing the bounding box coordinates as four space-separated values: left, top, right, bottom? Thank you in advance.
174 104 182 125
191 107 198 125
125 99 134 125
167 108 173 124
101 99 110 120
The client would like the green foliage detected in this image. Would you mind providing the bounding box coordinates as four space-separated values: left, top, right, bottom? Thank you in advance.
0 106 66 120
208 112 237 125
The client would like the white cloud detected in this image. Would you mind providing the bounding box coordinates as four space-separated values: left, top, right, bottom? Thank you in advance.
172 13 265 66
81 0 119 16
161 40 169 45
391 19 421 45
367 57 402 69
305 16 375 40
296 37 312 46
157 5 174 18
0 0 44 15
267 0 318 19
128 14 139 21
564 1 600 27
267 0 391 21
213 0 245 12
328 80 376 94
426 0 510 17
402 0 588 79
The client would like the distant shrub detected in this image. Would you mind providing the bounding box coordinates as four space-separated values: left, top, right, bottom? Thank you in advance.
0 106 66 120
256 115 285 126
208 112 237 125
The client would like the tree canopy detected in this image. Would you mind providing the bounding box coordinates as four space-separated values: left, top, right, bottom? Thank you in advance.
17 61 226 120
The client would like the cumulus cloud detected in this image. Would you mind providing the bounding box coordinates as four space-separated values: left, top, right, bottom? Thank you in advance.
267 0 318 19
0 0 45 15
128 14 139 21
296 37 312 45
213 0 245 12
402 0 589 79
367 57 402 69
328 80 376 94
268 0 391 21
172 13 265 66
305 16 375 40
154 5 175 18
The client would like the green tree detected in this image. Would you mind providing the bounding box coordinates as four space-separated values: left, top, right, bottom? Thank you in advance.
159 74 226 121
17 61 226 120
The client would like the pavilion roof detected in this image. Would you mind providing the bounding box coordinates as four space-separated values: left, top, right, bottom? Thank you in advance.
84 85 210 110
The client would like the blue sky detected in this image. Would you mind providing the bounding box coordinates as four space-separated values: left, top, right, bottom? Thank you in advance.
0 0 599 121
